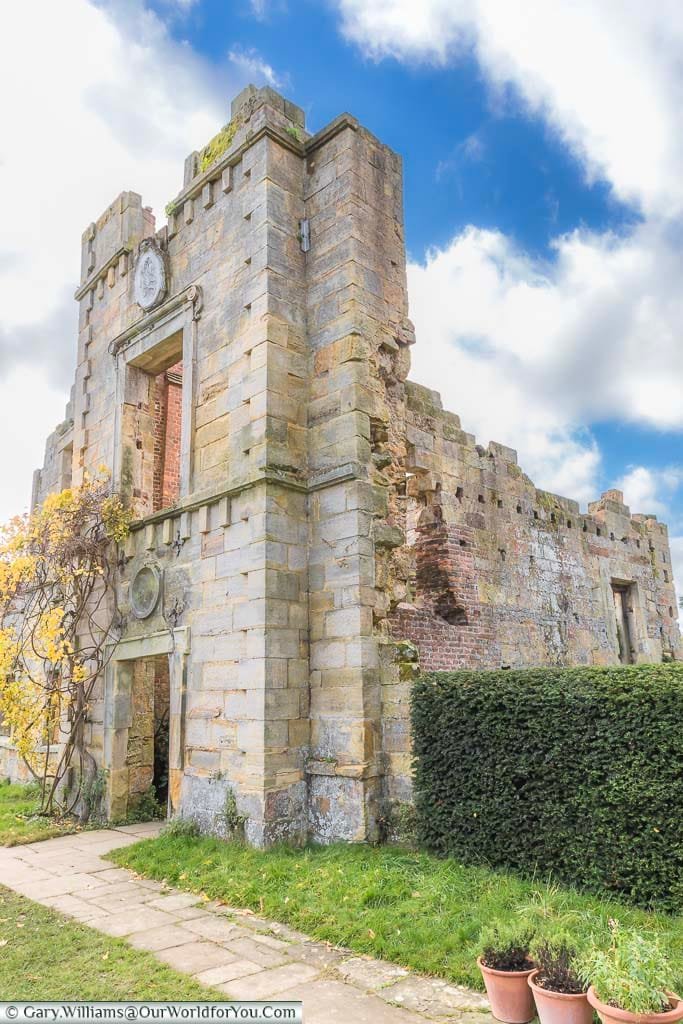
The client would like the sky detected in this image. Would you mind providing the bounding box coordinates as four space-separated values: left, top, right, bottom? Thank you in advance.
0 0 681 591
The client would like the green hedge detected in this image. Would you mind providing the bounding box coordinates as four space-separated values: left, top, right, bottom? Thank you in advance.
412 665 683 910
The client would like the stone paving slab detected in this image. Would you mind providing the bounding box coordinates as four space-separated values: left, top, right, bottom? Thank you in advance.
220 962 321 1000
128 924 206 953
282 980 420 1023
155 941 240 974
0 825 493 1023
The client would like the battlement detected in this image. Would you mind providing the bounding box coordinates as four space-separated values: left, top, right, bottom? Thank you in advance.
21 85 680 843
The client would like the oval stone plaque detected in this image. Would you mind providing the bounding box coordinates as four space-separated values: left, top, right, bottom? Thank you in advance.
134 242 166 311
130 564 161 619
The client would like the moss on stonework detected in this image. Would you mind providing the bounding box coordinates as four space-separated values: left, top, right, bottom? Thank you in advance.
199 117 240 174
537 491 558 511
165 199 179 219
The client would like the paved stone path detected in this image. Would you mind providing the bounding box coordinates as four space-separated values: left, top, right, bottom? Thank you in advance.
0 825 492 1023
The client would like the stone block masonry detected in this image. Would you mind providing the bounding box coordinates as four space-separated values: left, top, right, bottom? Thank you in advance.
13 83 679 841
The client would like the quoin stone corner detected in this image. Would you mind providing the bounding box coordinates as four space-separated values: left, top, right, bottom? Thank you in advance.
4 85 680 844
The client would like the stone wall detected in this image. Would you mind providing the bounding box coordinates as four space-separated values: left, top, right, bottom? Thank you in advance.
14 84 681 844
379 382 682 805
390 382 680 670
31 386 75 511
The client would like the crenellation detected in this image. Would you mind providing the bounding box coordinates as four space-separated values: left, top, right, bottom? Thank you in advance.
12 84 680 841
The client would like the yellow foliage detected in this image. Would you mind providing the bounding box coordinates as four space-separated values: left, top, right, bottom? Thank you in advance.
0 471 129 775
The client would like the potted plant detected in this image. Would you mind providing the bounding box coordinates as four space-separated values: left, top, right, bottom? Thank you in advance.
529 936 592 1024
579 922 683 1024
478 926 536 1023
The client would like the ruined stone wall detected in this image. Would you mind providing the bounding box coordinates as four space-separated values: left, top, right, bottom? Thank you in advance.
380 381 682 804
391 381 680 670
31 386 75 511
17 84 682 844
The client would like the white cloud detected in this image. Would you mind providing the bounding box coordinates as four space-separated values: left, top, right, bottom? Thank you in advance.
228 46 285 89
248 0 287 20
435 131 486 182
336 0 683 218
0 0 245 522
338 0 683 540
407 222 683 503
615 465 683 606
616 466 683 519
158 0 198 10
0 368 71 521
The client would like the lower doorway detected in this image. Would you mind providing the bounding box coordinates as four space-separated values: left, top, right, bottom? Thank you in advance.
125 654 170 816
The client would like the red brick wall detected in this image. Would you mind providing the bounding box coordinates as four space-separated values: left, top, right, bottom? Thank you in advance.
152 361 183 512
390 505 497 670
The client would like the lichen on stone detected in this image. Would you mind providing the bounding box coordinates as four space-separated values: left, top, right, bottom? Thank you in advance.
198 117 240 174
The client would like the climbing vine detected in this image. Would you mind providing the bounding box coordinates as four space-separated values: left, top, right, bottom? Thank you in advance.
0 473 130 821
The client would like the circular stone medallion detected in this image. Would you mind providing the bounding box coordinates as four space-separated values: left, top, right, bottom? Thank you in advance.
134 244 166 310
131 564 162 619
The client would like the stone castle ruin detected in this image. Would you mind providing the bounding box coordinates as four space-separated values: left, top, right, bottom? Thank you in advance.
4 86 680 843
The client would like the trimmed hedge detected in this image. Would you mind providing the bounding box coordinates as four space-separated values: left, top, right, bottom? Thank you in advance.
412 665 683 910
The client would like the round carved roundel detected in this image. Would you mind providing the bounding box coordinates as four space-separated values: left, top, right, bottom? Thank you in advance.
131 564 162 619
134 243 166 311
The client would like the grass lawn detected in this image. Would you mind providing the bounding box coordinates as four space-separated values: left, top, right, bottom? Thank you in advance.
0 781 80 847
0 886 220 1000
112 834 683 992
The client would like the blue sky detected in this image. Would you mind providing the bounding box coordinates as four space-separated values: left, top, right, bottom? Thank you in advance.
0 0 681 584
153 0 635 258
154 0 683 552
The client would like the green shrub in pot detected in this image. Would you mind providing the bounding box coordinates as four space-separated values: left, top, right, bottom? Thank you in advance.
579 922 682 1024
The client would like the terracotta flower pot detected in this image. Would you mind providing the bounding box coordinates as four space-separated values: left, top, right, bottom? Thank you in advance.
478 956 537 1023
587 986 683 1024
529 969 592 1024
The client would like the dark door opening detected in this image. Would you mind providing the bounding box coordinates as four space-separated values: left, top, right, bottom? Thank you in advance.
152 656 170 808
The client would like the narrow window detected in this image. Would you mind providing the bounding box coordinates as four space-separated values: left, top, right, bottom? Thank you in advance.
612 583 635 665
123 330 184 519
